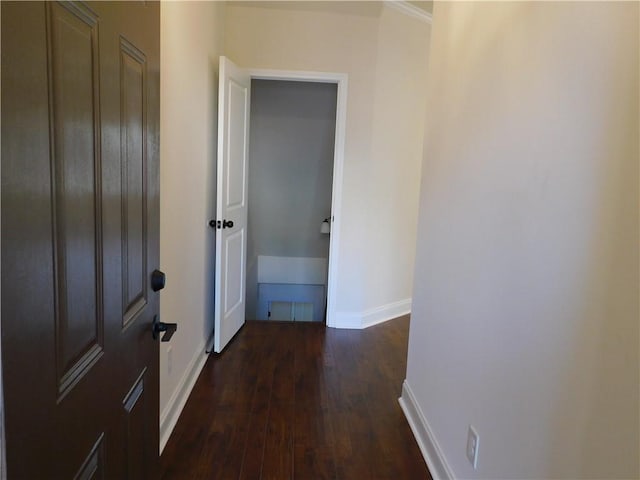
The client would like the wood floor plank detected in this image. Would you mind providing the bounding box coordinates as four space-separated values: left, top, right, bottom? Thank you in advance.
236 398 270 480
160 316 431 480
236 327 278 480
261 400 294 480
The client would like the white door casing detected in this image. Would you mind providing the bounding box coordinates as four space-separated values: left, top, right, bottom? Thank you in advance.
214 57 250 353
247 68 348 328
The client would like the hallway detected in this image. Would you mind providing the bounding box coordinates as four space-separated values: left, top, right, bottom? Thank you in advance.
160 316 431 479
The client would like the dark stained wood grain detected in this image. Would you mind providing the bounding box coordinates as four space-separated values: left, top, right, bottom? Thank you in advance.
160 316 431 480
2 2 160 477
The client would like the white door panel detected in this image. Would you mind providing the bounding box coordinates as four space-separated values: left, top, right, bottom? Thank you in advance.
226 80 248 211
224 229 244 315
215 56 250 353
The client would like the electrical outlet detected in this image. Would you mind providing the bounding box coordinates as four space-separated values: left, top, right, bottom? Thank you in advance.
167 346 173 375
466 425 479 469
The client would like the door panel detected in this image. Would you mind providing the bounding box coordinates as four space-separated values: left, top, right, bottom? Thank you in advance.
226 80 248 210
215 57 250 353
120 37 149 328
74 433 105 480
122 370 147 480
1 2 160 478
49 0 104 401
224 229 245 314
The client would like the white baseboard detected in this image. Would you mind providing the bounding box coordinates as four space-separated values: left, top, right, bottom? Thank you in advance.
362 298 411 328
332 298 411 329
159 334 214 454
399 380 454 480
331 311 362 329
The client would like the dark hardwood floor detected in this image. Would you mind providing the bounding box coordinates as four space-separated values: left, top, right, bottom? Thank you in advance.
160 315 431 480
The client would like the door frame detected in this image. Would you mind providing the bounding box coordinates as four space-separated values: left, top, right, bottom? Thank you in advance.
246 68 347 328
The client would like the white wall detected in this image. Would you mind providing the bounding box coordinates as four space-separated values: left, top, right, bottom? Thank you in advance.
246 80 336 319
408 1 433 15
159 0 225 452
225 2 431 327
403 2 639 479
366 5 431 315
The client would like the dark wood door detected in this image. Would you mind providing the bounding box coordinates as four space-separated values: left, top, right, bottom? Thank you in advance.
1 1 160 478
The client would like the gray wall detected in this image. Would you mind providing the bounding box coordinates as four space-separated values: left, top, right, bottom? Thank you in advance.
246 80 337 319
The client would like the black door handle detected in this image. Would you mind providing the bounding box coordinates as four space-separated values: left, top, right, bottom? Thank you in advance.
151 269 166 292
152 315 177 342
209 219 233 229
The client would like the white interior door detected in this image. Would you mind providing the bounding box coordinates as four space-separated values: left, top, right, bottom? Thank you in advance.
214 56 250 353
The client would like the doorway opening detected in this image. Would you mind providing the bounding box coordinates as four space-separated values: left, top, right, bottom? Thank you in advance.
213 60 347 351
246 79 338 323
